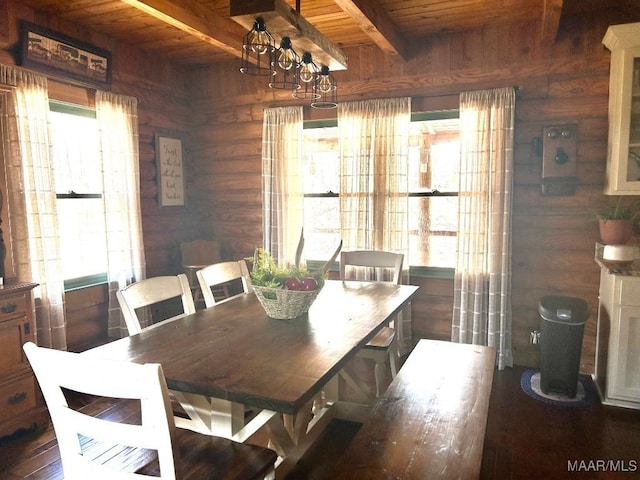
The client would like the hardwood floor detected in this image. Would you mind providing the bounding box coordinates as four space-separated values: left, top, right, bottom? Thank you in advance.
480 366 640 480
1 365 639 479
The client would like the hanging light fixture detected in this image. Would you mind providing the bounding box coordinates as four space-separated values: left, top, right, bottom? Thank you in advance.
293 52 320 100
311 65 337 109
240 17 275 76
230 0 347 72
269 36 300 91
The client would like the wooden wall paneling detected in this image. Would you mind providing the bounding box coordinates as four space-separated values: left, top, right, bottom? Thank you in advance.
65 284 108 352
450 29 484 71
199 156 261 175
0 2 204 349
4 1 629 370
189 13 621 371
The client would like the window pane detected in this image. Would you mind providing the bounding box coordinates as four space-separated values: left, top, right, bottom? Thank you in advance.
409 196 457 268
302 126 339 193
50 105 107 282
57 198 108 279
50 110 101 193
302 115 459 268
303 197 340 261
408 118 460 192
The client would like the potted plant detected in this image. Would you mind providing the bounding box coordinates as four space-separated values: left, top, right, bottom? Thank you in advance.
596 196 640 244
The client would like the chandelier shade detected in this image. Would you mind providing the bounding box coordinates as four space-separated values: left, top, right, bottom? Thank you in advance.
311 65 337 109
293 52 320 100
240 17 276 76
269 36 301 90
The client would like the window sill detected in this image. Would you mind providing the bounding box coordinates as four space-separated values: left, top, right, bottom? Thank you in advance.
409 266 454 280
64 273 108 292
306 260 454 280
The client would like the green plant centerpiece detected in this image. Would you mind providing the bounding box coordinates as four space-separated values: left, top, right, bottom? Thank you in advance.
248 232 342 319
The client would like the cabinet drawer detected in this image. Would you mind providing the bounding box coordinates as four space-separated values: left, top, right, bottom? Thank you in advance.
619 278 640 306
0 376 36 423
0 294 27 322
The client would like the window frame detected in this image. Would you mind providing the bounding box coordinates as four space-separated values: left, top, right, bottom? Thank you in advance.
302 110 459 278
302 109 460 280
49 100 108 290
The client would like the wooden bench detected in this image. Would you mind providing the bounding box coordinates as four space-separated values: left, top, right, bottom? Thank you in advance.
334 339 496 479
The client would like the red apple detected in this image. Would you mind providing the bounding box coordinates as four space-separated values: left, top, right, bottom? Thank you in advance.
300 277 318 291
285 277 302 290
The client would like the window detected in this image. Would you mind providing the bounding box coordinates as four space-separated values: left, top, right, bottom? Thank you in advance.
302 112 460 269
49 102 107 286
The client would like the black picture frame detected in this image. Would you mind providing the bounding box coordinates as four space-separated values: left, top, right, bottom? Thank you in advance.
155 131 186 208
19 21 112 89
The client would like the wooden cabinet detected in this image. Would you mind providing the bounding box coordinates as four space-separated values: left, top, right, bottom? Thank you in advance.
0 281 46 438
595 269 640 409
603 23 640 195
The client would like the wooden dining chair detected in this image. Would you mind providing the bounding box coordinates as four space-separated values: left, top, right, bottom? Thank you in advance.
116 274 196 335
340 250 404 398
196 260 253 308
22 342 277 480
181 239 222 307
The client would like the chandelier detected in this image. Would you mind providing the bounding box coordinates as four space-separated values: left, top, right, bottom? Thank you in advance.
237 12 339 109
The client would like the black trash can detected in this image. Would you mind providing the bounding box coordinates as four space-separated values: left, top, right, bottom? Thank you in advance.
538 295 589 398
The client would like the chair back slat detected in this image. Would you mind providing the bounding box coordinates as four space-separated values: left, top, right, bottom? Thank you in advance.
340 250 404 284
117 274 195 334
196 260 252 308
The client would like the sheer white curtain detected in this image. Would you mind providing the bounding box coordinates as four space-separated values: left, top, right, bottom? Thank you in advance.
0 66 144 343
452 87 515 370
0 65 66 349
262 106 304 266
338 97 413 355
96 91 145 338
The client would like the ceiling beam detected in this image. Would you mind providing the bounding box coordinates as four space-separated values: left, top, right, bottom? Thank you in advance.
333 0 407 60
540 0 564 47
229 0 348 71
120 0 245 59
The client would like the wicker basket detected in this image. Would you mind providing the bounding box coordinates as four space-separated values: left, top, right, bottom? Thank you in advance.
252 285 321 320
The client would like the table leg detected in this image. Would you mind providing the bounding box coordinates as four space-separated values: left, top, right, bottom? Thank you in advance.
324 369 375 423
266 397 335 479
172 391 277 442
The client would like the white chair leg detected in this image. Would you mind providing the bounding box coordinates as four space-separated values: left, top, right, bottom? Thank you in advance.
374 358 386 398
389 349 398 378
373 348 398 398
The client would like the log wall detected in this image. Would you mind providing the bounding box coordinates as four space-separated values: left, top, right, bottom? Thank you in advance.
1 0 639 371
187 11 640 372
0 0 204 350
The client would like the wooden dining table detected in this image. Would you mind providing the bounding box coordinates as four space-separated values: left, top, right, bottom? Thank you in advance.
84 279 419 477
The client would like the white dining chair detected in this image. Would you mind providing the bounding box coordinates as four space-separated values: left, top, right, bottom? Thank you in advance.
196 260 252 308
116 274 196 335
340 250 404 398
181 239 222 306
22 342 277 480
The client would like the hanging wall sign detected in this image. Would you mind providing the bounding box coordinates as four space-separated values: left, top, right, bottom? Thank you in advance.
155 132 186 207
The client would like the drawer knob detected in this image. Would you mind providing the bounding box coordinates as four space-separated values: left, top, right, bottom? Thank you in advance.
8 391 27 405
1 302 17 313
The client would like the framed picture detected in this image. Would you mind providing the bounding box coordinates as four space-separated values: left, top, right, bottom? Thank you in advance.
155 132 186 208
19 21 112 89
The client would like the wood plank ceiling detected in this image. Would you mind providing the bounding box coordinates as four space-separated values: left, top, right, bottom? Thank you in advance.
18 0 640 68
